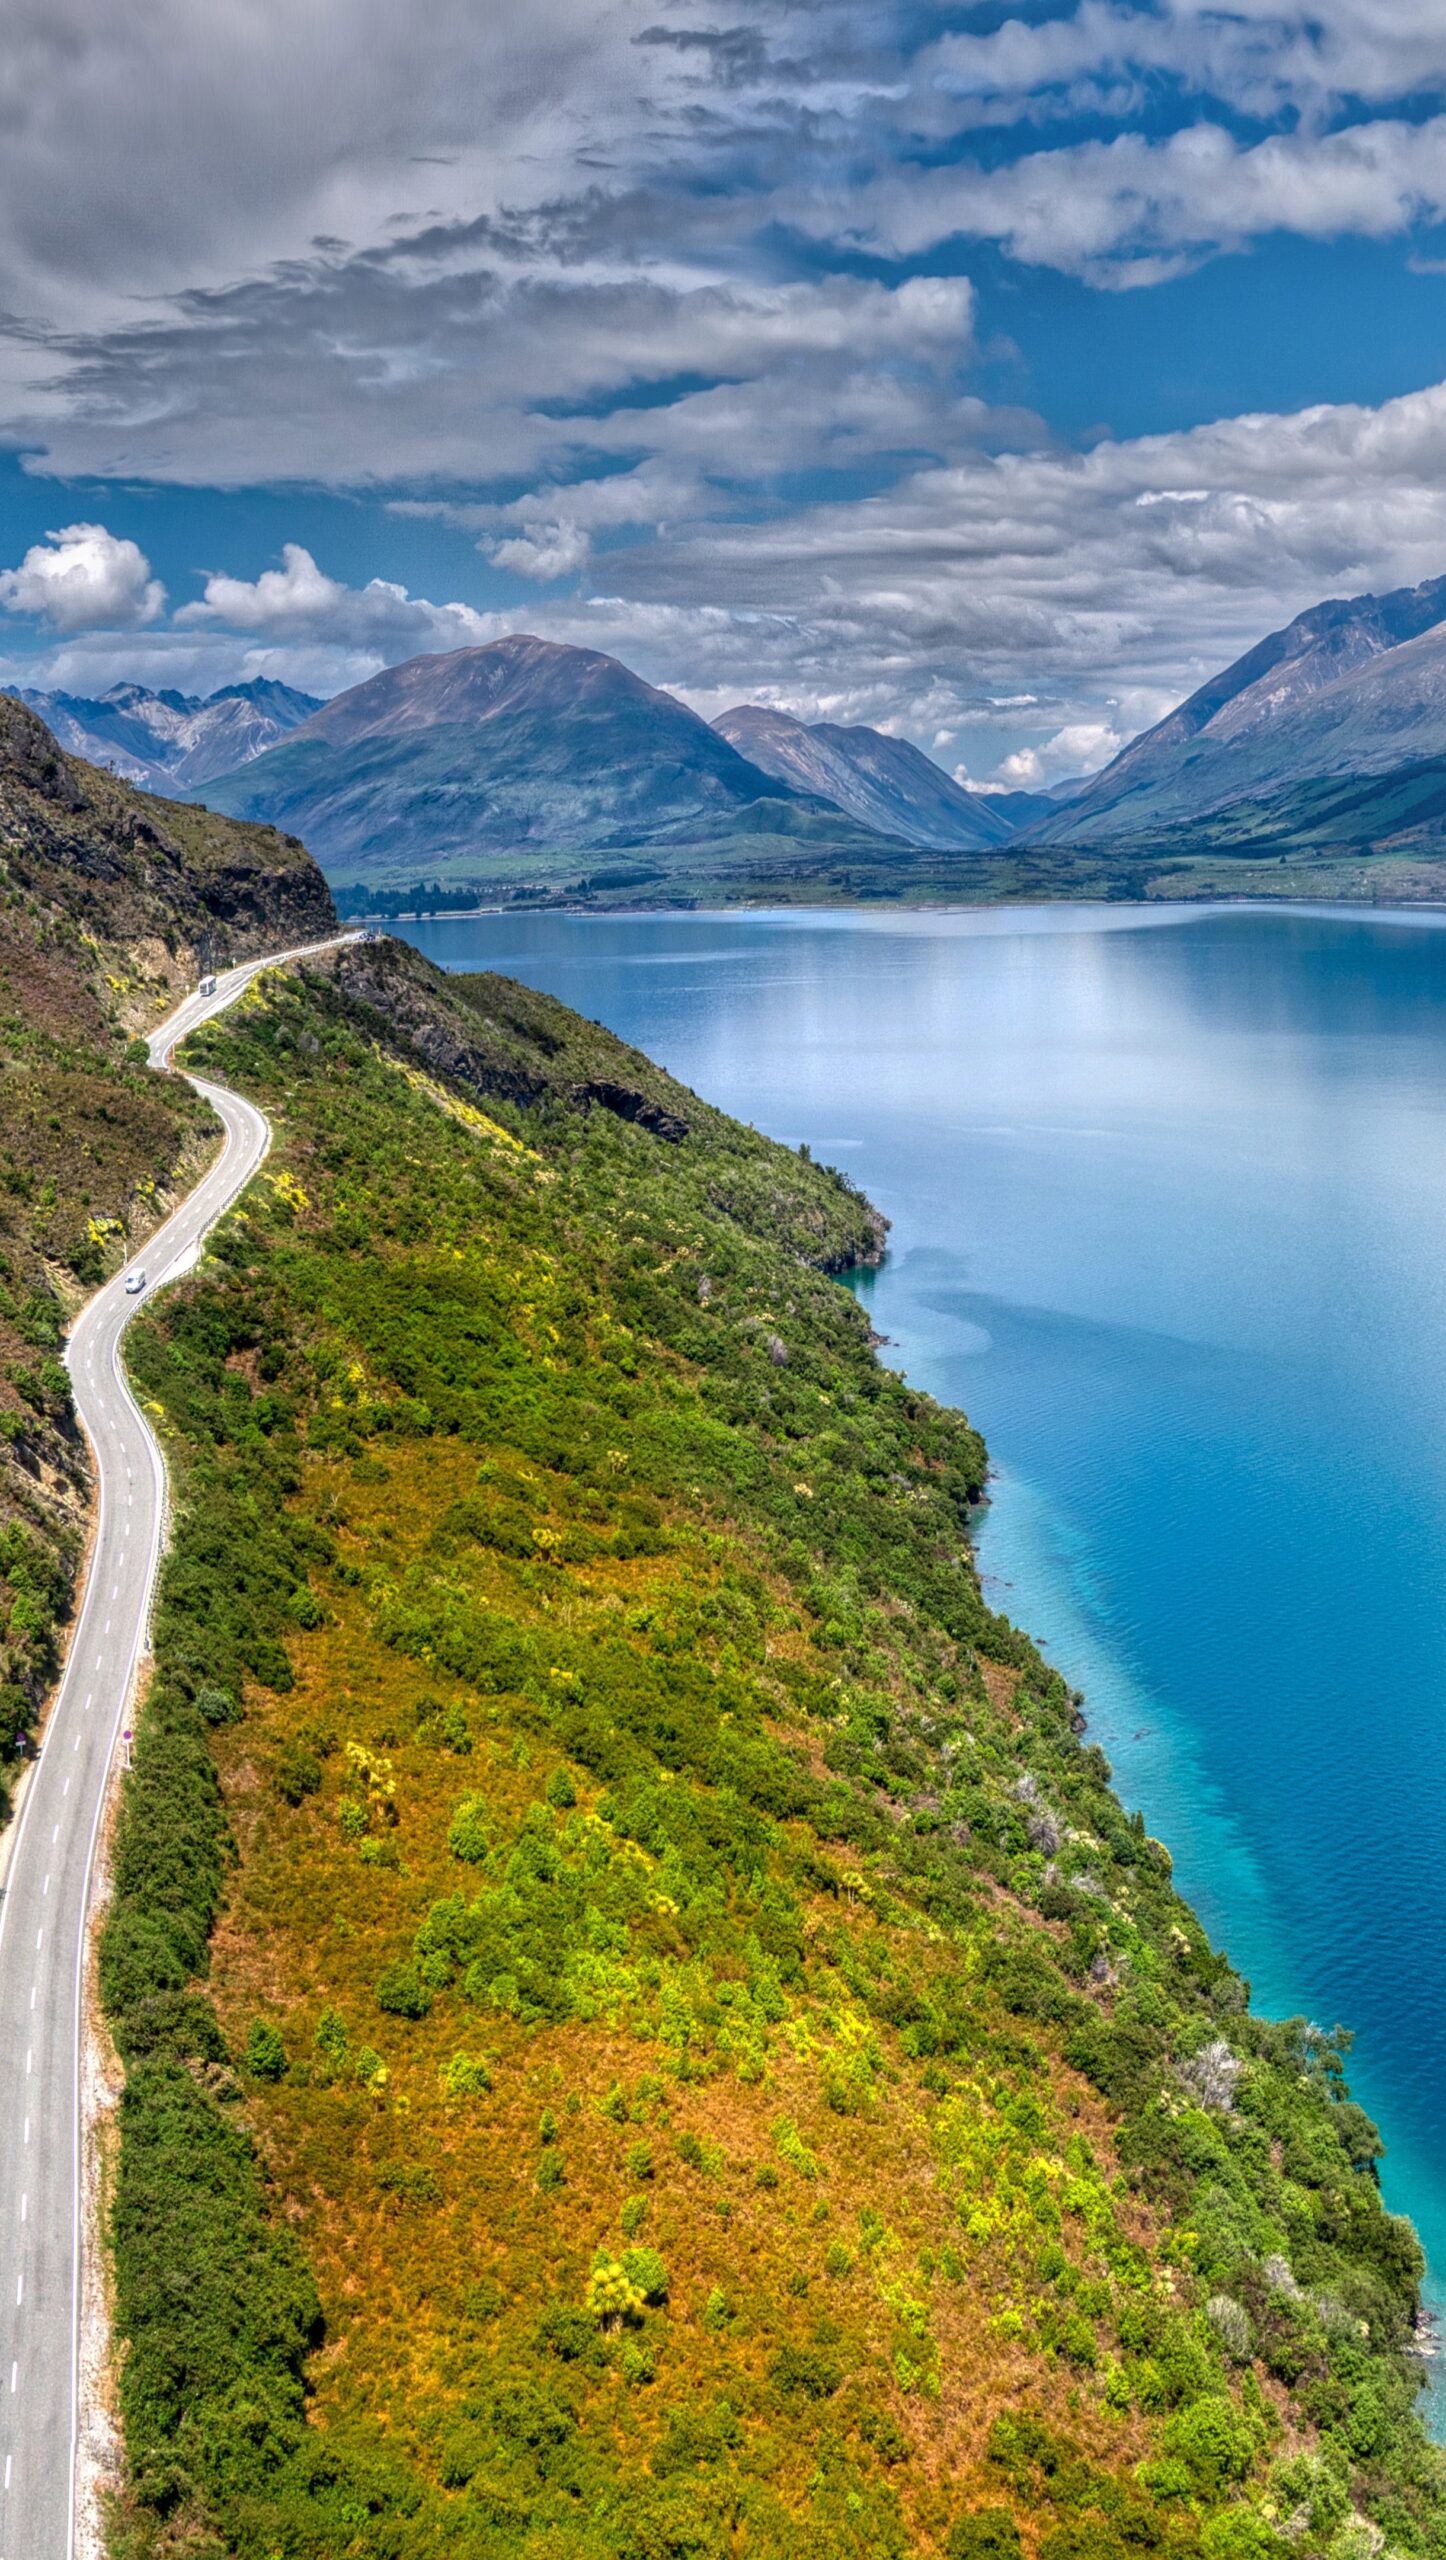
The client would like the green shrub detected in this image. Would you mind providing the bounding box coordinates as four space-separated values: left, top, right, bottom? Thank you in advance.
859 2404 910 2465
770 2343 843 2400
950 2510 1024 2560
314 2005 348 2065
448 1793 492 1861
243 2019 287 2081
620 2246 669 2305
586 2257 644 2329
440 2051 492 2099
772 2114 822 2180
375 1959 431 2018
377 2159 441 2207
1200 2511 1281 2560
1162 2396 1255 2489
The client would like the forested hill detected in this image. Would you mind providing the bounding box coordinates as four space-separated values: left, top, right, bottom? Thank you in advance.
105 932 1442 2560
0 698 335 1819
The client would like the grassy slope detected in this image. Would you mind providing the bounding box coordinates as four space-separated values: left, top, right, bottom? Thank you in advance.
0 699 336 1800
103 945 1443 2560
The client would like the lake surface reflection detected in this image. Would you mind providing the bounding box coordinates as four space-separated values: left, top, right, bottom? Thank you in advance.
402 899 1446 2388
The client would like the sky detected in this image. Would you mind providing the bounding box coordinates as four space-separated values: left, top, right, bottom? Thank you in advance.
4 2 1446 784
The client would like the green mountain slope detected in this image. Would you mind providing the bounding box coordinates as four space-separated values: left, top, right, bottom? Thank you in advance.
0 698 334 1805
1029 575 1446 868
197 637 916 899
102 934 1444 2560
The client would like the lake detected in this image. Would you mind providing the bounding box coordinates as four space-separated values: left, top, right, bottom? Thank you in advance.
401 899 1446 2391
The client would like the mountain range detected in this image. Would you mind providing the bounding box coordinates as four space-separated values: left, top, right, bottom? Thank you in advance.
193 635 979 900
11 677 320 793
1031 571 1446 863
23 565 1446 905
712 703 1015 850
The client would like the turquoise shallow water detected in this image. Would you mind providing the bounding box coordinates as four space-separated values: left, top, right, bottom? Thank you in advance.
402 899 1446 2402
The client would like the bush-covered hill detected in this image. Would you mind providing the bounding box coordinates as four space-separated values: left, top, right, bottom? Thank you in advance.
0 700 336 1806
104 939 1443 2560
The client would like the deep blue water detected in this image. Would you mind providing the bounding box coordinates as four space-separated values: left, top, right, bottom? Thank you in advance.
402 900 1446 2390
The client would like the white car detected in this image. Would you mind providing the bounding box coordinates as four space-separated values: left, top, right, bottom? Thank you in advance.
124 1269 147 1296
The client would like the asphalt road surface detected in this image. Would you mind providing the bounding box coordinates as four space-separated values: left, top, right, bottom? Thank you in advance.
0 933 356 2558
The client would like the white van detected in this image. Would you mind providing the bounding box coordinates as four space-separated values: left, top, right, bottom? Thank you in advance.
124 1269 147 1296
199 974 217 997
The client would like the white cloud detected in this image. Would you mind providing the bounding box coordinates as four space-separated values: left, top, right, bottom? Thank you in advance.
0 0 1442 513
803 113 1446 281
491 525 593 583
0 0 697 330
17 341 1446 777
8 267 976 492
0 521 164 631
910 1 1446 129
997 722 1126 787
176 544 499 650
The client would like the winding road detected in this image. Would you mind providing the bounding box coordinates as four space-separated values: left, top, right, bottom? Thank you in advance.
0 932 357 2559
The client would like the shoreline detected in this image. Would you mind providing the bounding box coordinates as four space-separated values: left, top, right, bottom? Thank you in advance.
413 897 1446 2440
344 889 1446 926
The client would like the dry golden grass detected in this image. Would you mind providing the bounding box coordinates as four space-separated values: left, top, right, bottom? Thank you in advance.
205 1437 1189 2553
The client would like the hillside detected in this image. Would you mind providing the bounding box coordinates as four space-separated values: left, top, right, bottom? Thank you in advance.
13 677 320 792
0 697 335 1812
101 930 1444 2560
196 637 925 901
714 707 1013 851
1030 575 1446 858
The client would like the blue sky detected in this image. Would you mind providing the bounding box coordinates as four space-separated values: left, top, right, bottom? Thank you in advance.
4 1 1446 783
